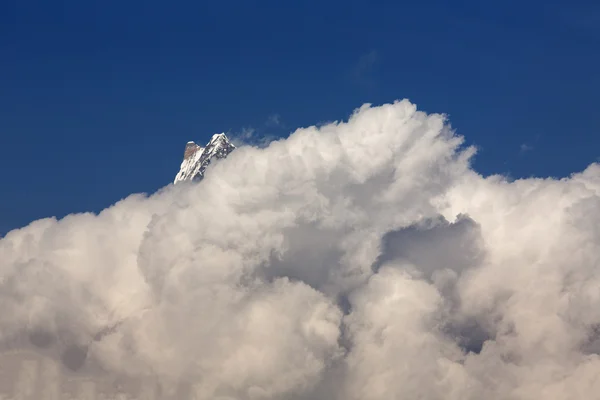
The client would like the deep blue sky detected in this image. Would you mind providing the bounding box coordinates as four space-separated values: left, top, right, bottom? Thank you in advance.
1 0 599 235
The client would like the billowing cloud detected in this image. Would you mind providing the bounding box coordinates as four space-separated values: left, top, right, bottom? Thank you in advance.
1 99 599 399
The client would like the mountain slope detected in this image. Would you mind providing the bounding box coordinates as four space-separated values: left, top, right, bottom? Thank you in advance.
174 133 235 183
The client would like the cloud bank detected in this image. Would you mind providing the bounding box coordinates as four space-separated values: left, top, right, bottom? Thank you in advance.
1 100 600 399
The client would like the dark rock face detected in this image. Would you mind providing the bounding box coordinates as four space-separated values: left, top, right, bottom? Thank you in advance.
183 141 201 160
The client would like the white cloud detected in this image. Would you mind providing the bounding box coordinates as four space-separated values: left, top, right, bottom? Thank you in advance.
1 99 600 399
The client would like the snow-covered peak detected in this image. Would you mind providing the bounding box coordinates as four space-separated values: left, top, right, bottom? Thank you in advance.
174 133 235 183
209 133 227 143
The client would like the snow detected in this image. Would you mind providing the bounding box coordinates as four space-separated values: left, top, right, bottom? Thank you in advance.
174 133 235 184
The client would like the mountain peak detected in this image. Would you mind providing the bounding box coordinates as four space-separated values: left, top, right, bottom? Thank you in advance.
174 133 235 183
183 141 202 160
210 133 228 142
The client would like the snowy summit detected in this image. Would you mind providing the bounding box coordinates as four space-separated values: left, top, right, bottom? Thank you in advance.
174 133 236 183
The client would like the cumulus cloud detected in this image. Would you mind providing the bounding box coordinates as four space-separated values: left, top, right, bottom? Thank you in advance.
1 99 600 399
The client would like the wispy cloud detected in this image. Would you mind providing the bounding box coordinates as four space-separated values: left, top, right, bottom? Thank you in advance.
349 49 380 89
519 133 542 156
229 115 283 148
519 143 534 154
266 113 283 128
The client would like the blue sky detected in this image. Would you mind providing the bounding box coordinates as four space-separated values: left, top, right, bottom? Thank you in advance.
1 0 599 235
